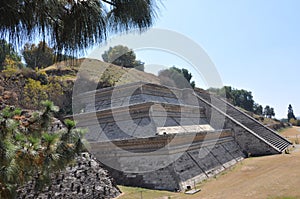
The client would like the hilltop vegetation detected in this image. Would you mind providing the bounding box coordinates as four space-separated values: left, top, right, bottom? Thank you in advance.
0 58 160 118
209 86 276 118
102 45 145 71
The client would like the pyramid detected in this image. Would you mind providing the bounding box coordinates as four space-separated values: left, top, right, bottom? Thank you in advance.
72 82 291 191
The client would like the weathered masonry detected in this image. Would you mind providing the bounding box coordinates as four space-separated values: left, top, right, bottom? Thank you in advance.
73 82 292 191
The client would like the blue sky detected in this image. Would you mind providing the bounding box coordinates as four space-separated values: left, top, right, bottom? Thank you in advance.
133 0 300 119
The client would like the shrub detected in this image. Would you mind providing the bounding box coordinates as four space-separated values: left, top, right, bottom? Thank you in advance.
23 78 48 109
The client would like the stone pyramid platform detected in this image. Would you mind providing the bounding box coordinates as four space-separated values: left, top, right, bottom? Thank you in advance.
72 82 291 191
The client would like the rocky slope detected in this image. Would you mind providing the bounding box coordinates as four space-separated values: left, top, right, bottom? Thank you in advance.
17 153 121 199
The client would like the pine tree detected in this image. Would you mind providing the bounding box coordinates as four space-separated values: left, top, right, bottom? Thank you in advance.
288 104 296 122
0 101 85 198
0 0 159 54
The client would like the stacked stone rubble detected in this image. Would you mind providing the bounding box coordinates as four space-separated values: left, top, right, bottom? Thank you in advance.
17 153 121 199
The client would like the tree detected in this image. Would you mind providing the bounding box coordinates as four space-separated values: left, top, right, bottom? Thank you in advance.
0 101 85 198
264 105 275 118
288 104 296 122
22 42 55 69
270 107 275 118
102 45 145 71
263 105 270 118
181 68 195 88
0 39 22 70
158 66 195 89
0 0 159 54
208 86 266 115
253 103 263 115
231 89 254 112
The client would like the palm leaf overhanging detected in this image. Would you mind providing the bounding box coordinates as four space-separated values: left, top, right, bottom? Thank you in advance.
0 0 159 54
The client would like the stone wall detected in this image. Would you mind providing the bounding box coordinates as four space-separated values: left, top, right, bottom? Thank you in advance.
75 102 209 142
93 131 244 191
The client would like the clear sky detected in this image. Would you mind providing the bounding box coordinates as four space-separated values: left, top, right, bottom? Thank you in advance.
133 0 300 119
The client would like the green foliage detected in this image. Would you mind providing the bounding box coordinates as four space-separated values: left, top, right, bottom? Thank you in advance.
0 102 85 198
231 89 254 112
0 1 159 54
287 104 296 122
209 86 278 119
22 42 55 69
158 66 195 89
209 86 259 113
2 56 30 78
1 67 19 76
3 54 23 70
23 78 64 110
0 39 22 70
23 78 48 109
102 45 145 71
64 119 76 130
253 103 263 115
1 65 72 116
263 105 275 118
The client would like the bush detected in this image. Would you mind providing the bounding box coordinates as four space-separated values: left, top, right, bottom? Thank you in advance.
23 78 48 109
2 67 19 76
22 78 65 111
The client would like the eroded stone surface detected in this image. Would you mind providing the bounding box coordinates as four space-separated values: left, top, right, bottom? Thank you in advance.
17 153 121 199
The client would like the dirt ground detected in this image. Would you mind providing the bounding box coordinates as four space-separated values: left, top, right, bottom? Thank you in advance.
192 127 300 199
118 127 300 199
280 126 300 144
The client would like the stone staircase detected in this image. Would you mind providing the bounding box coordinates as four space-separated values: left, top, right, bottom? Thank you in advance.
194 90 292 153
